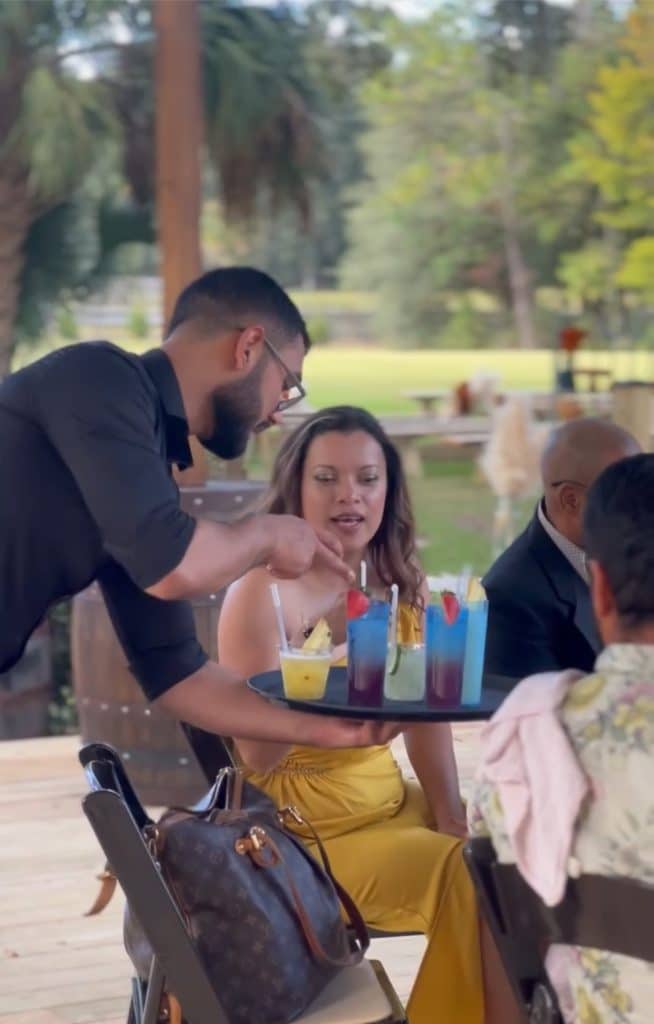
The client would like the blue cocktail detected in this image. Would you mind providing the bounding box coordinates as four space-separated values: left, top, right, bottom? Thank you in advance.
461 601 488 706
425 604 469 707
347 600 390 708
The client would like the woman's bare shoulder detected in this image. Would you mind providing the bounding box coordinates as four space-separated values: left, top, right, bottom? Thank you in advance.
224 566 273 602
221 570 306 631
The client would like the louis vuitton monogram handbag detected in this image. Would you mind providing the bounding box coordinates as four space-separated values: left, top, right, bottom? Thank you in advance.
94 766 369 1024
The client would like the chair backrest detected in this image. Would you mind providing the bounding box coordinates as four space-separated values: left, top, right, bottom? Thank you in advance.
180 722 235 784
465 836 654 1021
79 741 152 830
79 742 231 1024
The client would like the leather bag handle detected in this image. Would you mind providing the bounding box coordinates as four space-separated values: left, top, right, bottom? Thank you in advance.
259 830 368 968
276 808 370 961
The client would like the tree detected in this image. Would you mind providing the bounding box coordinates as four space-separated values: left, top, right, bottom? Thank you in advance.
343 1 620 348
199 1 391 289
2 0 329 377
566 2 654 311
0 0 124 377
343 11 545 345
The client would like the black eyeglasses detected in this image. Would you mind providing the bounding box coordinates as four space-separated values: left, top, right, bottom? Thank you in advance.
234 324 306 414
262 336 306 413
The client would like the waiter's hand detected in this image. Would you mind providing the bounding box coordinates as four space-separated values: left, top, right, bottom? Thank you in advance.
263 515 354 583
310 717 404 749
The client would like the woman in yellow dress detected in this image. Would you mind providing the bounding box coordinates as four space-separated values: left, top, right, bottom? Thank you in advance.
218 406 519 1024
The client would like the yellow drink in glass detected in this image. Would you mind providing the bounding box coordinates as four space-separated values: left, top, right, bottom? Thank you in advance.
280 648 331 700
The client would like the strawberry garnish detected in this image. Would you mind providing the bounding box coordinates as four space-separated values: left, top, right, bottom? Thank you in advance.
441 590 460 625
347 589 370 620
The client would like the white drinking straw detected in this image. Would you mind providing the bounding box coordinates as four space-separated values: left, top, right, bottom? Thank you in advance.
457 564 472 604
360 560 367 591
389 583 399 647
269 583 289 652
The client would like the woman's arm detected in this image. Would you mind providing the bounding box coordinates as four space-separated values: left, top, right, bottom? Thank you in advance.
403 723 467 837
217 569 294 773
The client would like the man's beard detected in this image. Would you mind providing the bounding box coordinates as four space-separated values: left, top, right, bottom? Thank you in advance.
198 366 264 461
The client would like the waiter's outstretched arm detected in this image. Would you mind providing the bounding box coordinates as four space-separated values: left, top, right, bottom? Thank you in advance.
157 660 401 750
145 515 353 601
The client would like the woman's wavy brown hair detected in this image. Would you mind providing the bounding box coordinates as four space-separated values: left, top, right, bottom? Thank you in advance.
265 406 424 610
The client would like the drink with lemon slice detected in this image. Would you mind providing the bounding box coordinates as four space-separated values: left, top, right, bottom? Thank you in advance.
384 643 425 701
279 618 332 700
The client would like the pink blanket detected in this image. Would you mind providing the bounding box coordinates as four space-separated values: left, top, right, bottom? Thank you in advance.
477 669 590 906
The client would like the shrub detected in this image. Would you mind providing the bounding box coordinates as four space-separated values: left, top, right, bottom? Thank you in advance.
55 305 79 341
128 301 150 339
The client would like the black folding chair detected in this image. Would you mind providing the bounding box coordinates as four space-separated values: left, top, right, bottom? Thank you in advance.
180 722 235 777
80 742 407 1024
464 836 654 1024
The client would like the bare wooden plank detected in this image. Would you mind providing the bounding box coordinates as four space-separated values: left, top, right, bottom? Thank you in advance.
1 943 128 976
2 959 131 998
32 1001 128 1024
4 977 131 1013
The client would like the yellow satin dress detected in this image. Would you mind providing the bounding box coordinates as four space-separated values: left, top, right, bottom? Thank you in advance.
245 606 484 1023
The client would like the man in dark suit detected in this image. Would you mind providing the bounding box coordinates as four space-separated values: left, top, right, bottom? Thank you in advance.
483 417 640 690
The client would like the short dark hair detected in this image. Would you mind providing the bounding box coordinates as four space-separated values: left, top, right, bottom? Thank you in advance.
584 453 654 625
166 267 310 350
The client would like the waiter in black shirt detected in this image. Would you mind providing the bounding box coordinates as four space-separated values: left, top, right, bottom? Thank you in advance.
0 267 396 749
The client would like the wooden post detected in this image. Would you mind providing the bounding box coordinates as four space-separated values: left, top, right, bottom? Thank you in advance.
154 0 207 484
612 382 654 452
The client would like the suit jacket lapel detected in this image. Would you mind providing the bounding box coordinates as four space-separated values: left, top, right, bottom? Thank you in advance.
527 511 601 655
571 570 602 654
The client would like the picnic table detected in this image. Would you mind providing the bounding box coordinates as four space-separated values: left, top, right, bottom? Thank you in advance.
571 367 612 392
496 388 612 418
273 411 490 478
376 415 490 478
402 389 450 415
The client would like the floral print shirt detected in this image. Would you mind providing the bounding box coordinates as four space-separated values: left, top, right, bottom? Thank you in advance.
469 644 654 1024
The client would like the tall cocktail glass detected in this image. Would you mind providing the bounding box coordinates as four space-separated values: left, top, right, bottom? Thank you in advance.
384 643 425 701
347 600 389 708
461 601 488 706
425 604 469 707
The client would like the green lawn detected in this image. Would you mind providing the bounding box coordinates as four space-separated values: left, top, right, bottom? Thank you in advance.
410 461 533 576
302 346 653 414
16 337 652 415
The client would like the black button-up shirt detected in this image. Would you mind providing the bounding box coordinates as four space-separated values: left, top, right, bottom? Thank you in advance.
0 341 208 699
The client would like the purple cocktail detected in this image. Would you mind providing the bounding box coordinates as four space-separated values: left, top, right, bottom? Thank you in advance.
426 659 464 705
347 659 386 707
347 601 389 708
425 604 469 708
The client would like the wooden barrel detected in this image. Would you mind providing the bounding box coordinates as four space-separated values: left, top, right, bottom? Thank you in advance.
72 480 266 806
0 619 53 739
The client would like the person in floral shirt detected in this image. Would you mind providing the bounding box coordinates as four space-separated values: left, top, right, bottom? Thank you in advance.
469 452 654 1024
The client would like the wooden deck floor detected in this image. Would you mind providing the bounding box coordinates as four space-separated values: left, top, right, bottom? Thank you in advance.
0 726 482 1024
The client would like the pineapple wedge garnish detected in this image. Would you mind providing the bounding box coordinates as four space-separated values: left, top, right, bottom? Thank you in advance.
302 617 332 652
466 577 487 603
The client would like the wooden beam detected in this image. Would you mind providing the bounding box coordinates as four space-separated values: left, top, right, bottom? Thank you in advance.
153 0 207 484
